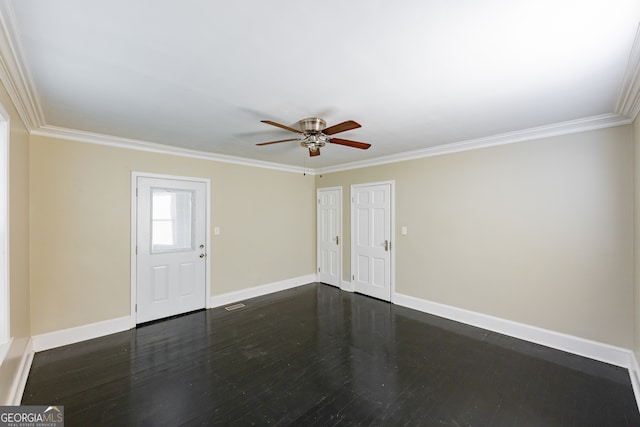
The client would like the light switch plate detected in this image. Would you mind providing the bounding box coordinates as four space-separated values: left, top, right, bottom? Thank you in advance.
214 226 220 235
401 226 407 235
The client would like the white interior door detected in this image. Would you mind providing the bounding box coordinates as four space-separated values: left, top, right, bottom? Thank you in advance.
317 187 342 287
136 177 207 323
351 182 392 301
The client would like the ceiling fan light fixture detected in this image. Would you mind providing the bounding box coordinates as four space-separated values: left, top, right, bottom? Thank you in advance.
301 138 325 150
301 133 326 150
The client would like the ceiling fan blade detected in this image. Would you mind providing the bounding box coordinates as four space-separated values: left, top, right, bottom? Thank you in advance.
261 120 302 134
256 138 299 146
323 120 361 135
309 148 320 157
329 138 371 150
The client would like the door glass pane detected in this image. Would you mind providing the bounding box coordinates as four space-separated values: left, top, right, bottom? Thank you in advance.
151 188 194 253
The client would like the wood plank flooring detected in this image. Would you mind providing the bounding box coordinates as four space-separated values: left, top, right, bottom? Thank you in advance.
22 283 640 426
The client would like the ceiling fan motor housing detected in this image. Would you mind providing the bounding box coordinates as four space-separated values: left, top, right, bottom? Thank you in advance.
299 117 326 134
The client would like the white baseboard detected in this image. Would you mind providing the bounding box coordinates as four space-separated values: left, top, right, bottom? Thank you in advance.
210 274 316 308
341 280 354 292
9 338 33 405
32 316 134 353
393 292 633 369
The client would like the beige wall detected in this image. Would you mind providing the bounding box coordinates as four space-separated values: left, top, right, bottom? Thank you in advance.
29 135 315 335
0 81 31 403
319 126 634 348
8 108 30 342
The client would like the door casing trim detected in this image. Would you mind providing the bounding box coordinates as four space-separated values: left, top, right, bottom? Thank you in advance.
350 180 395 302
130 172 212 324
316 186 343 288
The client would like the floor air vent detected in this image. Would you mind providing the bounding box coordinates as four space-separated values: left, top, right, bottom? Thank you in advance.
225 303 246 311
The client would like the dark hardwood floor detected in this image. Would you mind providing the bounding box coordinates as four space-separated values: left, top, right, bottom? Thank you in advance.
22 283 640 426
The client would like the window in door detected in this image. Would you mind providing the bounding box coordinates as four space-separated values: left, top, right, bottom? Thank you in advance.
151 189 194 253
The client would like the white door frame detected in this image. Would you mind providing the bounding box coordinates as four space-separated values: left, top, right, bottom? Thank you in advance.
316 186 342 288
350 180 395 301
130 172 211 324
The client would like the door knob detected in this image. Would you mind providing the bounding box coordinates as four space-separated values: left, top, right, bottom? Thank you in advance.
335 236 339 245
384 240 389 251
199 253 206 258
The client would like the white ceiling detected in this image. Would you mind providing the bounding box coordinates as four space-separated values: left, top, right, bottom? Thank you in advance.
2 0 640 170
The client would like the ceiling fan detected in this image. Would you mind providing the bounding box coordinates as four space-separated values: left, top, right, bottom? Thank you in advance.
257 118 371 157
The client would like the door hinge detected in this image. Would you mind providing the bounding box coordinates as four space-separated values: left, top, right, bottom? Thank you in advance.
318 267 320 272
135 304 137 312
352 275 355 280
317 199 320 204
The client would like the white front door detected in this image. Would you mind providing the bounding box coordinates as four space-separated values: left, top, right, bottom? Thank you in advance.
136 176 207 323
317 187 342 287
351 182 392 301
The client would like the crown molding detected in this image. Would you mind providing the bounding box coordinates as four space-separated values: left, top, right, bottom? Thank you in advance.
34 112 629 177
317 113 631 174
31 125 313 175
616 21 640 121
0 0 44 130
